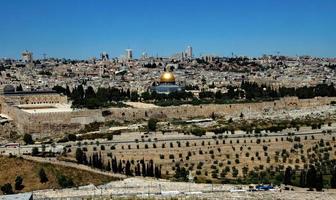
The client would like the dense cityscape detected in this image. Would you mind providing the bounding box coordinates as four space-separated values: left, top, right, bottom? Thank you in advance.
1 0 336 200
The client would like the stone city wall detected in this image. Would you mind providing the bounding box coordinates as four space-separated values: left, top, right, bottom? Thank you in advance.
16 110 102 134
2 93 67 105
104 97 336 121
1 96 336 135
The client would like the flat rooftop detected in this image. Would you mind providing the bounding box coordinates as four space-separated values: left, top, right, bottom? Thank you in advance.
16 103 73 113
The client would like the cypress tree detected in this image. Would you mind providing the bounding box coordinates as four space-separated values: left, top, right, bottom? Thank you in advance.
283 166 292 185
89 156 92 166
299 170 306 187
147 160 154 177
15 176 23 190
75 148 84 164
135 163 141 176
39 168 48 183
98 152 103 169
106 160 111 171
118 160 123 173
141 160 146 177
154 165 162 179
306 165 317 189
82 152 88 165
331 170 336 189
125 160 132 176
112 157 118 173
316 172 323 191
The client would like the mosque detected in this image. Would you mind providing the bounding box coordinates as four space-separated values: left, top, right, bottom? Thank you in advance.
151 70 184 94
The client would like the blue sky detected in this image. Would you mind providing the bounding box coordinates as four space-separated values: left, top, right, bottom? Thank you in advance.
0 0 336 59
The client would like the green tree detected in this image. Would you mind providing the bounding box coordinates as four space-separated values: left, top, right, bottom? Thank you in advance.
32 147 39 156
67 134 77 141
1 183 14 194
130 91 139 101
190 127 206 137
106 161 111 171
331 170 336 189
283 166 292 185
57 174 74 188
15 176 23 190
23 134 34 145
300 170 306 187
306 165 317 189
315 172 323 191
39 168 48 183
16 84 23 91
174 166 189 182
147 118 157 132
75 148 84 164
85 86 96 99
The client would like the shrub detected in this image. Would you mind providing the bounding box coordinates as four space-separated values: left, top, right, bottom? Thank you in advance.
1 183 13 194
15 176 23 190
23 134 34 145
38 169 48 184
148 118 158 131
32 147 39 156
57 174 74 188
263 145 268 151
190 127 206 137
67 134 77 141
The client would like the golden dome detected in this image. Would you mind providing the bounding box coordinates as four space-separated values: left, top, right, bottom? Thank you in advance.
160 72 175 83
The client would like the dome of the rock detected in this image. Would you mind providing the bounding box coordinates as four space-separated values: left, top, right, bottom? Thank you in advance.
159 72 175 84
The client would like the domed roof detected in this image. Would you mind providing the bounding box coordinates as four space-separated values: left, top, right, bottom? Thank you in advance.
160 72 175 84
3 85 15 93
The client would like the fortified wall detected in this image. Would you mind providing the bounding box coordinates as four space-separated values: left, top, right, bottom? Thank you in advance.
104 96 336 121
1 96 336 136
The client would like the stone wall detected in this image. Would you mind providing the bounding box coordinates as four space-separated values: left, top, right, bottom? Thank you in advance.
1 96 336 135
2 93 67 105
104 97 336 122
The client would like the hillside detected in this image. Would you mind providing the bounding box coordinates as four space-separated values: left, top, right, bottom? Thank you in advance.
0 156 118 194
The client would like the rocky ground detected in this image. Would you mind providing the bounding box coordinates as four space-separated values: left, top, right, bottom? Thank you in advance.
33 177 336 200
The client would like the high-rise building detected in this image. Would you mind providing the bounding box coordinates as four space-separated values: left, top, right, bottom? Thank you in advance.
125 49 133 60
141 52 148 59
100 52 109 61
21 50 33 63
186 46 193 58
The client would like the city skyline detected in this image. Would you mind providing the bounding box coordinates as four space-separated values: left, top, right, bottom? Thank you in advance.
1 1 336 197
1 0 336 59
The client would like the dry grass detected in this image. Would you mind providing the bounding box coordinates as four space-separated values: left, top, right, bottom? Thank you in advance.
0 156 117 193
66 132 336 183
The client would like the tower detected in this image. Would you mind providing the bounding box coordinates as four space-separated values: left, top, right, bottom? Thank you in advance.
186 46 192 58
22 50 33 63
125 49 133 60
141 52 148 59
100 52 109 61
